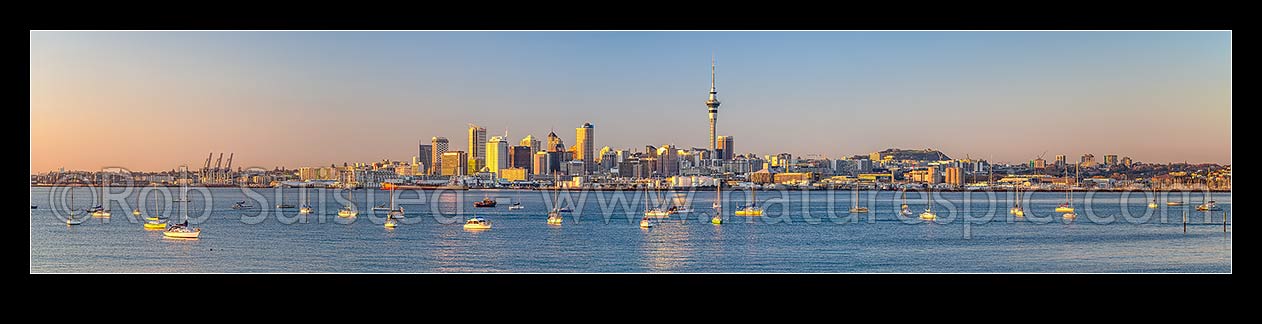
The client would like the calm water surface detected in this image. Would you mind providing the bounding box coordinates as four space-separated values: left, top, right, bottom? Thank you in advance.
30 187 1231 272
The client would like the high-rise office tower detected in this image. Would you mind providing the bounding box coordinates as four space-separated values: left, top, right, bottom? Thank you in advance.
486 136 508 178
510 145 533 174
716 135 734 160
520 135 541 155
705 56 721 154
546 131 564 152
468 124 486 175
1054 154 1066 168
418 141 432 176
532 152 550 175
576 122 594 173
1104 154 1118 166
431 137 448 175
441 151 467 176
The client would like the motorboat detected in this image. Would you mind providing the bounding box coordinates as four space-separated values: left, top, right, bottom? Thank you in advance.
276 204 296 209
232 201 254 209
474 197 497 207
298 204 313 215
508 202 524 211
463 216 491 230
639 217 653 228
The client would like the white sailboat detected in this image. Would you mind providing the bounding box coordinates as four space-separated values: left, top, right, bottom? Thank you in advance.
643 183 670 218
338 189 359 217
547 174 563 225
387 187 404 219
91 176 111 218
849 185 869 213
734 185 763 216
1055 167 1075 213
1196 172 1220 211
919 186 937 221
66 187 84 226
899 188 913 218
164 167 201 239
298 188 313 215
1009 182 1024 217
711 180 723 225
1062 165 1078 219
143 190 166 230
1148 180 1159 209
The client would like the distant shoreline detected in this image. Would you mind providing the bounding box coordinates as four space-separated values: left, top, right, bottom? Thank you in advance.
28 184 1231 193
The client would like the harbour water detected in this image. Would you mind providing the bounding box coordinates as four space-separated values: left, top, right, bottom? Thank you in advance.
30 188 1231 273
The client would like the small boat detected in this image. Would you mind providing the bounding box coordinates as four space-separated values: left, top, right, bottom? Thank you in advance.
900 206 914 218
508 202 524 211
164 168 201 239
384 217 398 228
547 209 563 225
1062 212 1077 220
1196 200 1221 212
711 183 722 224
338 206 359 217
474 197 497 207
231 201 254 210
143 218 167 230
850 188 869 213
643 208 671 218
372 204 391 211
91 209 111 218
90 180 111 217
463 216 492 230
1148 199 1158 209
639 217 653 228
1055 166 1077 213
31 205 37 209
1009 184 1024 217
920 186 937 220
132 209 141 216
276 204 296 209
672 205 692 213
557 207 573 212
65 188 83 225
298 204 313 215
386 189 404 219
1166 201 1185 206
734 188 763 216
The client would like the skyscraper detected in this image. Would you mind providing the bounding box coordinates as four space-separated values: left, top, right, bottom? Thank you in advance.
1054 154 1066 168
532 152 550 175
418 141 432 176
520 135 540 155
510 145 532 174
441 151 467 176
704 57 722 156
431 137 448 175
486 136 508 178
467 124 486 175
576 122 594 173
1080 154 1096 168
716 135 734 160
546 131 564 152
1104 154 1118 166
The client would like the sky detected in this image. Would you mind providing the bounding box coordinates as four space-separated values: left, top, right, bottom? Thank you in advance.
30 31 1231 172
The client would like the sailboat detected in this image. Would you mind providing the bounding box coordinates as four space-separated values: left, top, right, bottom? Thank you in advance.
386 187 404 219
1009 182 1024 217
711 180 723 225
547 175 563 225
131 191 142 216
90 177 111 218
1148 180 1159 209
899 188 913 218
849 185 869 213
338 189 359 217
66 187 84 226
143 191 166 230
1196 173 1221 211
1061 165 1078 219
734 186 763 216
1055 167 1075 213
919 186 937 221
164 167 201 239
298 188 313 215
643 183 670 218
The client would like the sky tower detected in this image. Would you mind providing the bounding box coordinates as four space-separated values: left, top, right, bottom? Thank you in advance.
705 56 721 154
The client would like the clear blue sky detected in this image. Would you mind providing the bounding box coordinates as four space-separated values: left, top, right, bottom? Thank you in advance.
30 31 1231 171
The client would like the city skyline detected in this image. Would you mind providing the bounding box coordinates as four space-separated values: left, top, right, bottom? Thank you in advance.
30 31 1231 172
